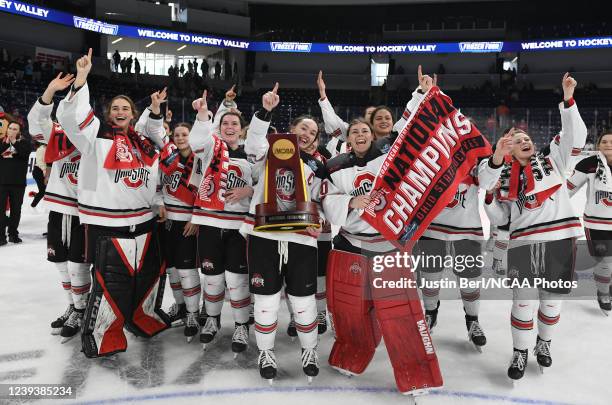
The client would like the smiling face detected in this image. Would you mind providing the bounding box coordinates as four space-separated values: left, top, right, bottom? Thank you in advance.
371 108 393 139
291 118 319 152
173 126 190 152
347 122 373 158
220 113 242 149
108 97 135 130
364 106 376 122
7 122 21 139
511 131 535 163
598 133 612 162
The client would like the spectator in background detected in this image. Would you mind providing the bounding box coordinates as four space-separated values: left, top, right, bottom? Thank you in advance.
496 100 510 129
193 59 198 74
0 121 30 245
113 50 121 73
13 57 25 80
134 58 141 76
24 59 33 82
1 48 9 68
31 142 46 207
127 55 133 73
33 60 42 83
224 61 231 79
201 58 209 79
233 61 238 78
180 63 185 77
187 59 193 73
214 61 221 79
120 57 127 73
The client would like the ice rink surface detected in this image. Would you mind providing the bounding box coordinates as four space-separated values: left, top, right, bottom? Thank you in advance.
0 187 609 405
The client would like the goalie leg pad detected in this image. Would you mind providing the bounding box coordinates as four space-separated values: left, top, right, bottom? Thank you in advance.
81 236 133 358
326 249 380 375
369 250 443 394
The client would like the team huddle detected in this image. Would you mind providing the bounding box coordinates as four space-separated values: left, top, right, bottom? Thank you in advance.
28 48 612 393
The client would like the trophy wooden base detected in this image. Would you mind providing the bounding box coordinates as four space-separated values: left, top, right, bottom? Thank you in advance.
254 201 320 232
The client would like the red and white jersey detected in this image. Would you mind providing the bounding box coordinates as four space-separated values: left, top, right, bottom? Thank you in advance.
240 113 325 248
57 83 165 227
567 153 612 230
160 145 196 222
27 99 80 216
483 101 587 242
423 161 502 241
188 118 256 229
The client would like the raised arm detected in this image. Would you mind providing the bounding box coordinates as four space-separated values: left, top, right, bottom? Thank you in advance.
317 71 349 140
245 83 278 163
56 49 100 155
478 132 512 190
188 90 214 155
135 88 167 149
392 66 434 133
28 73 75 143
211 85 238 136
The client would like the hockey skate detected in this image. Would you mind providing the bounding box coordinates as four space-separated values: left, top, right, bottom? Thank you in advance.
425 301 440 333
231 323 249 357
301 347 319 384
465 315 486 352
317 310 327 335
184 311 200 343
507 348 528 384
597 291 611 316
200 315 220 350
60 308 84 343
401 388 431 405
533 336 552 374
287 314 297 341
198 301 208 326
51 304 74 335
258 349 277 384
166 303 187 328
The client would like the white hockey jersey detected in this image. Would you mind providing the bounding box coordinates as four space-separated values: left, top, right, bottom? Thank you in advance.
27 99 80 216
240 112 325 248
483 101 587 242
422 160 503 241
567 153 612 230
57 83 165 227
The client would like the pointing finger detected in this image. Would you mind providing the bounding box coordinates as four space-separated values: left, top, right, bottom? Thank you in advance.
418 65 423 81
87 48 93 61
271 82 279 94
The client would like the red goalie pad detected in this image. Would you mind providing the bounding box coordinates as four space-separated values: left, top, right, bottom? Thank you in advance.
326 249 381 375
369 247 443 394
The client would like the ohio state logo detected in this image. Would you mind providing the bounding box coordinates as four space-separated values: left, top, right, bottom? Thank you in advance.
59 154 80 185
516 192 543 213
351 172 375 197
275 168 295 201
115 138 133 163
446 189 466 209
162 172 181 192
114 168 151 189
251 273 265 287
350 262 362 274
595 191 612 206
227 165 247 189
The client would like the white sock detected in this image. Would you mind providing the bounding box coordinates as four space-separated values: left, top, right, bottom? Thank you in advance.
511 287 538 350
254 292 281 350
537 291 562 342
315 276 326 313
288 294 318 349
68 262 91 310
203 273 225 317
226 271 250 324
178 268 201 313
167 267 185 305
460 285 480 317
420 271 442 310
55 262 73 305
594 260 612 295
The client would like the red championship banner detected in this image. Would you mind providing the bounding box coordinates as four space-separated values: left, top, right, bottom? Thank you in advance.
361 87 492 244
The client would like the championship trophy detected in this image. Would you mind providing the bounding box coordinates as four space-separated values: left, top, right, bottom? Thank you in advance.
254 133 320 232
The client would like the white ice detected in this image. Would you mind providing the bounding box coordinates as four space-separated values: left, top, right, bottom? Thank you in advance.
0 186 609 405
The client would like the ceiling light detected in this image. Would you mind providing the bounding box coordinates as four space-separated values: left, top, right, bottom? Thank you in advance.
145 41 156 48
177 45 187 51
111 37 123 44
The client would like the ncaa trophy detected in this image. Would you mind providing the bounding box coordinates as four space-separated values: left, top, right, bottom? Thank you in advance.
254 133 320 232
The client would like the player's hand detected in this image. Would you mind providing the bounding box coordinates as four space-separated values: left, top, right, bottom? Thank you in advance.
225 84 237 102
44 73 75 99
349 195 371 209
562 72 577 101
165 109 173 123
225 186 253 203
492 131 513 165
317 70 327 100
306 226 322 237
183 222 199 237
262 82 280 112
192 90 209 121
157 205 167 223
150 87 167 115
73 48 93 89
418 65 435 93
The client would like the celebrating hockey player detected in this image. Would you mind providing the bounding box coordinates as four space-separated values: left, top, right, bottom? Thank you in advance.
483 73 586 381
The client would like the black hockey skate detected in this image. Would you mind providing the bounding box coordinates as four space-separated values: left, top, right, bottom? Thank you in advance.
507 348 528 383
51 304 74 335
231 323 249 357
60 308 84 343
200 315 220 350
597 291 611 316
425 301 440 333
198 301 208 326
301 347 320 384
287 314 297 341
317 310 327 335
184 311 200 343
167 303 187 327
258 349 277 384
533 336 552 373
465 314 487 352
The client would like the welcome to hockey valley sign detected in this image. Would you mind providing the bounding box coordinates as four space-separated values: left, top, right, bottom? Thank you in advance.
361 87 492 244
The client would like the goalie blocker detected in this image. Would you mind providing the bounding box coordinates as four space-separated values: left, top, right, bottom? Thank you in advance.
81 221 170 358
327 248 443 394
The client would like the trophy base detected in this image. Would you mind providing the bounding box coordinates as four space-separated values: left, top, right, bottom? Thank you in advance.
254 202 320 232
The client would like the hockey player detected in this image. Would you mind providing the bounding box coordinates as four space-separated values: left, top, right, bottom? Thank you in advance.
566 132 612 315
56 49 170 357
240 83 326 383
159 121 201 342
27 73 91 343
483 73 586 381
189 88 255 356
